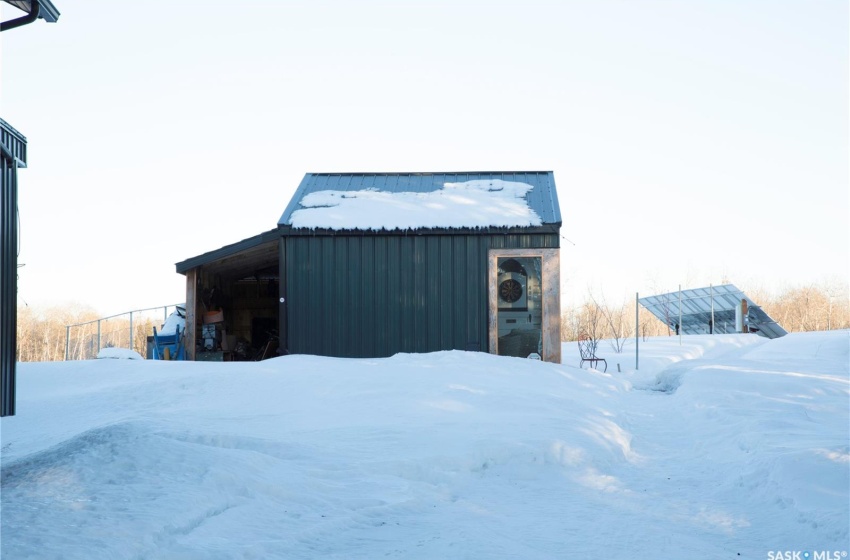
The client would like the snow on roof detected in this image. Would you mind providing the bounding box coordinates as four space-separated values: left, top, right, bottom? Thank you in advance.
287 179 543 231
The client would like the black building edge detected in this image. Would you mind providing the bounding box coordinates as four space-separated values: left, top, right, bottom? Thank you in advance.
1 0 60 416
1 118 27 416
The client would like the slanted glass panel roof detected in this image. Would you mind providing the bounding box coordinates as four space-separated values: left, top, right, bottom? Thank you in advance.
639 284 787 339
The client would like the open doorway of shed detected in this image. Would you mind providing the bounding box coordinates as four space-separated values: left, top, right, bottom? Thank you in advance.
191 271 279 361
185 245 280 361
488 248 560 363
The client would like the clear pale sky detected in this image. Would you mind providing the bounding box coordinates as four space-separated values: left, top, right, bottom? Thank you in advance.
2 0 848 315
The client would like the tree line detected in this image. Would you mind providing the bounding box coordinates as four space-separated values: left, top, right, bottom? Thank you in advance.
15 281 849 361
16 304 159 362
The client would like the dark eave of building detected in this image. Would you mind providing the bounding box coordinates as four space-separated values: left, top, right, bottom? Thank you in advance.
175 229 279 277
1 0 60 31
277 223 562 237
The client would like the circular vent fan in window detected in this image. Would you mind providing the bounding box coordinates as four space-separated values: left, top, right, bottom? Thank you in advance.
499 279 523 303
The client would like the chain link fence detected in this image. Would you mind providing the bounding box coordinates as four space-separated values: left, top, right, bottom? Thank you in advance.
64 304 183 360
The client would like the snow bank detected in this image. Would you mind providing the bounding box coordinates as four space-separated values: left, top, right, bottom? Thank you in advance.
95 347 144 360
2 332 847 559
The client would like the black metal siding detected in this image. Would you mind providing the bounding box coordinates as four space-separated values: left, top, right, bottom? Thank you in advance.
1 120 26 417
283 232 558 358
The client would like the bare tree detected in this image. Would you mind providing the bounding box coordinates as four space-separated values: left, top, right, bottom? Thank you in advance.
639 312 667 340
560 306 581 342
587 291 633 353
580 297 604 342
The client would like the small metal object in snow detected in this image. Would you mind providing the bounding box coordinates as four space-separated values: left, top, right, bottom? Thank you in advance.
527 353 541 360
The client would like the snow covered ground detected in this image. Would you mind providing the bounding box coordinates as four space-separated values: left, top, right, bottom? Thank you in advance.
2 331 848 559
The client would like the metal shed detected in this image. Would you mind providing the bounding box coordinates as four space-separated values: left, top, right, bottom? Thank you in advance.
177 171 563 363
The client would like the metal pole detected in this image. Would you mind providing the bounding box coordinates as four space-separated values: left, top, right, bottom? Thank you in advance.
710 283 714 334
735 300 743 332
678 284 682 346
97 319 101 353
65 325 70 361
129 312 134 353
635 292 639 370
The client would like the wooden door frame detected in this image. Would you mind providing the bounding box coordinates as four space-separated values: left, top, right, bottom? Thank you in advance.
488 248 561 364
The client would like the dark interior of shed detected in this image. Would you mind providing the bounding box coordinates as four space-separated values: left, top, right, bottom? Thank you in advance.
191 239 279 361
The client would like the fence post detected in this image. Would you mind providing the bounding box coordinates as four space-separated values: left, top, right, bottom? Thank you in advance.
62 304 181 360
635 292 639 371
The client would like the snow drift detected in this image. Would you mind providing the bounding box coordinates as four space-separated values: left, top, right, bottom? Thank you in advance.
1 331 847 559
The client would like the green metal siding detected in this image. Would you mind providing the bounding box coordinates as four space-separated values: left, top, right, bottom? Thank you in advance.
283 232 558 358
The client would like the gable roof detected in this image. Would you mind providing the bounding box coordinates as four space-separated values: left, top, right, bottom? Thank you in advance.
278 171 561 234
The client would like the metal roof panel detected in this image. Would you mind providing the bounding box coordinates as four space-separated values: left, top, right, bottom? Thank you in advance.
278 171 561 231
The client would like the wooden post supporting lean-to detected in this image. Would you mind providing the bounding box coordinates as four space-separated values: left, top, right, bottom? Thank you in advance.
185 268 198 360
